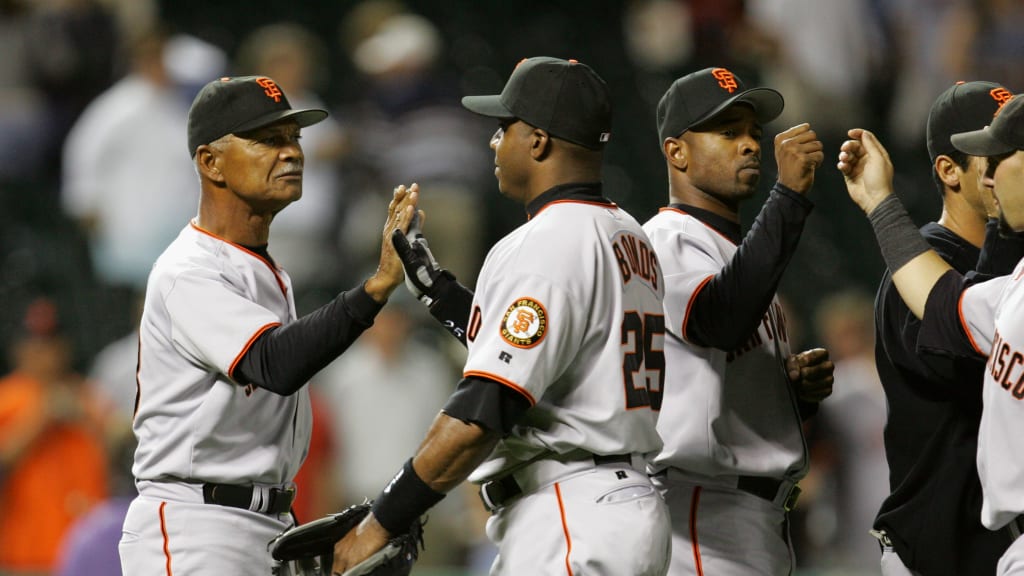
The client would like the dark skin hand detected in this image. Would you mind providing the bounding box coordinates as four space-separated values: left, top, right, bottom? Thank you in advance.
786 347 834 403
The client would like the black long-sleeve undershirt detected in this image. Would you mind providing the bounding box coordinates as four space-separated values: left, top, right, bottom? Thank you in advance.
683 183 814 349
231 283 383 395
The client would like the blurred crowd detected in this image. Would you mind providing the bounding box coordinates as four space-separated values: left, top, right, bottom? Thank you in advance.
1 0 1022 574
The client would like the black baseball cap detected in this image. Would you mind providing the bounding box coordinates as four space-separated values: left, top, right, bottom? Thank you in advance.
926 81 1012 162
656 67 784 144
952 94 1024 156
187 75 328 157
461 57 611 150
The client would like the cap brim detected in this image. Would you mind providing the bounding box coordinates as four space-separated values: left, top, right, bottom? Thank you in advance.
461 95 515 119
951 126 1016 156
233 108 328 134
692 87 785 130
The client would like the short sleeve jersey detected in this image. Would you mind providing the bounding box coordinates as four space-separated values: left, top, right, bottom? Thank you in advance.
131 222 312 485
643 208 807 479
465 195 665 483
955 261 1024 530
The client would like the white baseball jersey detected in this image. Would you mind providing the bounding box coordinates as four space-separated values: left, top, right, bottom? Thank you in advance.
956 260 1024 531
465 199 665 483
643 207 807 479
131 221 312 485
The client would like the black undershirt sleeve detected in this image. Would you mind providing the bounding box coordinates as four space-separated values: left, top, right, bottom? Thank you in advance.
231 283 383 395
442 376 532 435
685 184 813 349
917 269 983 360
426 274 475 347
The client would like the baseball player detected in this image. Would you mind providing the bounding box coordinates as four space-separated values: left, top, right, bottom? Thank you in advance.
642 67 834 575
330 57 671 575
838 96 1024 575
871 81 1019 575
118 76 418 575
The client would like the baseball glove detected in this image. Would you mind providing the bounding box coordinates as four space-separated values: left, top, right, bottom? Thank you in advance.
269 502 424 576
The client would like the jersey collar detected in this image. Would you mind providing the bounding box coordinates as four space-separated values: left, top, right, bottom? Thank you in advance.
668 203 742 244
525 182 612 219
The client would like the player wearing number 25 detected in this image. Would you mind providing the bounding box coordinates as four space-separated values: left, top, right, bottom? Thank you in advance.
642 67 834 575
329 57 671 575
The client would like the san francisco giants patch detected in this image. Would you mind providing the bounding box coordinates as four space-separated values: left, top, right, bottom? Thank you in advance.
501 298 547 348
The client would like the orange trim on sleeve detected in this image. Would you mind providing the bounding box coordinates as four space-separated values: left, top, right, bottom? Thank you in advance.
689 486 704 576
681 275 714 339
554 482 574 576
463 370 537 405
957 290 986 356
160 501 173 575
228 322 281 378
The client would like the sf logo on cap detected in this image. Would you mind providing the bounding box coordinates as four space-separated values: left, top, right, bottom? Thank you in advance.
991 88 1013 112
256 77 283 102
712 68 738 94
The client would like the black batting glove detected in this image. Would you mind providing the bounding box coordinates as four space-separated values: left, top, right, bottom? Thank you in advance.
390 221 453 307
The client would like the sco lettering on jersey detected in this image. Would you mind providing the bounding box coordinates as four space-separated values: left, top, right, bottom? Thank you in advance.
612 231 660 292
988 329 1024 399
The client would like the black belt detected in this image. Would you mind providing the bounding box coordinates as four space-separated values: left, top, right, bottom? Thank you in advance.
736 475 801 511
479 454 633 512
202 483 295 515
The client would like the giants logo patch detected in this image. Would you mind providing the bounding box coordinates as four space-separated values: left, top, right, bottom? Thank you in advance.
501 298 547 348
992 88 1014 113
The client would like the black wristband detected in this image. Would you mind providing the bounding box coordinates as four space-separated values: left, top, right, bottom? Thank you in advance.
372 459 446 536
867 195 931 272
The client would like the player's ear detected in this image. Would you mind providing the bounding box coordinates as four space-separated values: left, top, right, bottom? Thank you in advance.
664 137 688 171
935 154 960 192
530 127 551 160
195 144 225 183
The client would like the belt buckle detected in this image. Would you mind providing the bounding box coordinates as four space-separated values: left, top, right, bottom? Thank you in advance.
781 484 801 512
268 485 296 513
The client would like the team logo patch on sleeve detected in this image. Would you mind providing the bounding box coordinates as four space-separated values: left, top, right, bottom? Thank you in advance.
501 298 547 348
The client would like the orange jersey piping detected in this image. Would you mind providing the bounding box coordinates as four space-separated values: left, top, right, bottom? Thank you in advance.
160 501 173 575
659 206 737 245
957 289 985 356
555 482 574 576
681 275 714 339
531 199 617 220
690 486 704 575
189 221 289 296
228 322 281 378
462 370 537 406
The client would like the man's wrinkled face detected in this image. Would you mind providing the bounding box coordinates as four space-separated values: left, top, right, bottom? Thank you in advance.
215 120 306 214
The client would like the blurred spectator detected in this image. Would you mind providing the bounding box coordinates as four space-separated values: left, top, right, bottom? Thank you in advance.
315 290 474 567
800 289 888 573
0 297 109 574
290 391 342 523
0 0 51 181
337 2 494 285
53 494 132 576
885 0 976 151
959 0 1024 92
235 22 350 310
745 0 888 141
21 0 119 174
60 26 226 335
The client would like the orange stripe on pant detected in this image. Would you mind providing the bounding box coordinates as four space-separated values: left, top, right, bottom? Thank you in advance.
159 502 173 575
689 486 704 576
555 482 575 576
